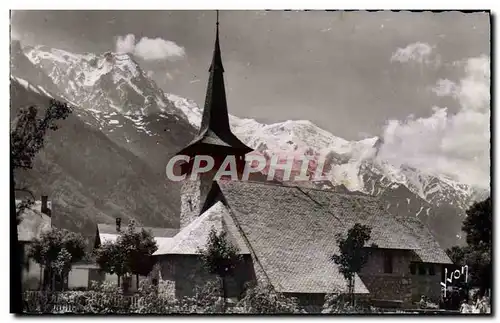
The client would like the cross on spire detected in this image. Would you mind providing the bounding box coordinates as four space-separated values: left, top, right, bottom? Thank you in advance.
210 10 223 72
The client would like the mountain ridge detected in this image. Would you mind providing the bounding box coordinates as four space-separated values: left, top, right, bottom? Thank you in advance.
11 43 489 248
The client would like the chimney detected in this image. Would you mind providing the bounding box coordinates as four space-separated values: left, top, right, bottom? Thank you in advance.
41 195 50 215
116 217 122 232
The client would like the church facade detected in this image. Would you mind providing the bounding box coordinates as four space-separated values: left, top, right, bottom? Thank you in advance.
152 20 452 309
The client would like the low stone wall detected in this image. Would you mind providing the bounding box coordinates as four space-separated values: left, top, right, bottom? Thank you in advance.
359 274 413 306
157 254 255 299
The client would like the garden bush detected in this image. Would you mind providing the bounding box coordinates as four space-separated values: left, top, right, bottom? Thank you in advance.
231 284 301 314
321 293 374 314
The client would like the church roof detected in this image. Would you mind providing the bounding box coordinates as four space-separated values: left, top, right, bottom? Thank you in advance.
177 19 252 156
213 181 451 294
153 201 250 255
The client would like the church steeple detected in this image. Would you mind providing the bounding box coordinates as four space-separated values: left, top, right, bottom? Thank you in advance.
176 11 254 229
177 11 253 157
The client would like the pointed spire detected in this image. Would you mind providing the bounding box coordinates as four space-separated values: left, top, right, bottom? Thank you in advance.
176 10 253 157
209 10 224 72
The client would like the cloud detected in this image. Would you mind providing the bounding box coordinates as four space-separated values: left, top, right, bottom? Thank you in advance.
135 37 185 60
434 55 490 112
432 79 456 97
116 34 136 54
115 34 185 61
390 42 440 66
378 55 490 189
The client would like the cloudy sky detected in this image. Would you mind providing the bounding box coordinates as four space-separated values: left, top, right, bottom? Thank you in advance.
11 10 490 188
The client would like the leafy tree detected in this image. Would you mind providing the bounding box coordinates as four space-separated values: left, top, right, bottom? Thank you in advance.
330 223 375 307
11 99 71 312
463 196 491 248
94 241 129 288
447 245 467 265
446 196 491 294
52 248 72 291
118 222 158 290
198 227 242 313
28 228 86 291
95 221 158 290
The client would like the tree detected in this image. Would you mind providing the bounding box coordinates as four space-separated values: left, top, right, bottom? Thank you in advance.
117 222 158 290
52 248 72 291
198 227 242 313
28 228 86 291
95 241 129 288
330 223 375 307
446 196 491 295
11 99 71 312
463 196 491 248
447 245 467 265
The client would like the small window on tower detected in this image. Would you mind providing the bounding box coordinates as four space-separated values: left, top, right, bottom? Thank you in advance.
188 199 193 211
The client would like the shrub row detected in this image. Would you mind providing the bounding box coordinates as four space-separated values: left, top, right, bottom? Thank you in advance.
23 281 304 314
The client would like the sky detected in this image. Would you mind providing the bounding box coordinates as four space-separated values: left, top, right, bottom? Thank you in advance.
10 10 491 188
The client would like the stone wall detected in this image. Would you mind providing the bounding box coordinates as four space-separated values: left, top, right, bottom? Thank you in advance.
359 249 444 306
410 265 443 304
157 254 255 299
359 249 413 305
180 171 216 229
359 274 413 305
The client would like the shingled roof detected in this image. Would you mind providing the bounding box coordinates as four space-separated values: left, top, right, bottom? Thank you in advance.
17 200 51 242
214 181 451 294
153 201 250 255
390 213 453 264
302 188 422 250
216 181 370 294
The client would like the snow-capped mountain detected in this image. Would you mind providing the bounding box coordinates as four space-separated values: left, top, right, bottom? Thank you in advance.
9 75 189 244
17 45 195 174
24 45 180 117
10 40 62 96
170 91 488 248
173 95 483 210
11 43 488 248
10 45 197 241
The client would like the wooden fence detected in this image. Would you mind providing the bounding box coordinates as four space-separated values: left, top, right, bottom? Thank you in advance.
23 291 141 313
